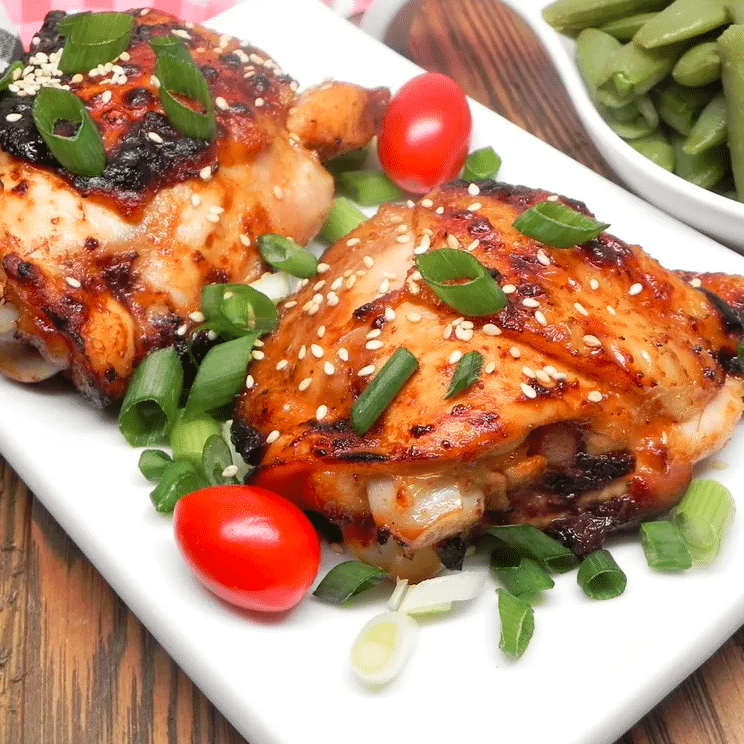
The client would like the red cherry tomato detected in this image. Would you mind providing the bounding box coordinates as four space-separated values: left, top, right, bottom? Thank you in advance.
173 485 321 613
378 72 472 194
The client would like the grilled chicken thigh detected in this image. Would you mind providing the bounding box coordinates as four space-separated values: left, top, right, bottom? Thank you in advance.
0 8 388 404
233 181 744 580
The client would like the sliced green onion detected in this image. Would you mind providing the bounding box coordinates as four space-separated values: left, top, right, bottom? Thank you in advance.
149 459 208 513
334 170 403 206
59 12 134 74
512 201 610 248
349 611 418 685
485 525 579 573
463 146 502 180
313 560 387 603
674 479 735 562
0 62 22 93
397 571 485 615
415 249 507 316
169 411 222 463
324 147 368 175
496 589 534 660
387 578 409 611
138 449 172 482
577 549 627 600
640 521 692 571
351 347 419 436
151 38 215 141
317 197 367 244
491 556 555 597
737 340 744 373
184 334 256 416
202 433 239 485
445 350 483 398
32 87 106 177
256 233 318 279
149 35 194 63
200 283 278 338
118 347 184 446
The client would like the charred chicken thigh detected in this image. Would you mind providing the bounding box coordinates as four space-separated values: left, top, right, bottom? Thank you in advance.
0 8 388 404
233 181 744 581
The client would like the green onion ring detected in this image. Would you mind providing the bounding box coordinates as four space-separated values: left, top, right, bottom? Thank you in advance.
59 12 134 74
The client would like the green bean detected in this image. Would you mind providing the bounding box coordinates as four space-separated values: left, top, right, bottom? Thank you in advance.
653 80 717 135
599 99 659 138
542 0 668 33
672 133 728 188
730 0 744 23
600 11 659 40
672 41 721 85
575 28 623 100
633 0 730 49
628 129 676 170
718 24 744 201
683 93 727 153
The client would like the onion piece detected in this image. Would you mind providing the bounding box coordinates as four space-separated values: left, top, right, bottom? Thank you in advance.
398 570 486 615
249 271 294 303
387 578 408 611
350 611 418 685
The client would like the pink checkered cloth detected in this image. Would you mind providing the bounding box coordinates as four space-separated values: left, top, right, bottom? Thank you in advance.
2 0 374 50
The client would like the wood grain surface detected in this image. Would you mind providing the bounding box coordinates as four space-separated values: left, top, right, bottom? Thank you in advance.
2 1 744 743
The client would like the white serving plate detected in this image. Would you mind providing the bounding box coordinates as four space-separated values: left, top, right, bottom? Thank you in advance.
363 0 744 249
2 2 744 743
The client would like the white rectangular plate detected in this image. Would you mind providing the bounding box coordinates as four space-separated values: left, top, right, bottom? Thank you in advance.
3 2 744 743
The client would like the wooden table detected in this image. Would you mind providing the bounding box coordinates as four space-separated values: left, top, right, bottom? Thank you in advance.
2 1 744 742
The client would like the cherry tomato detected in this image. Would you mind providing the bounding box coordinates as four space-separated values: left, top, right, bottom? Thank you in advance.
173 485 321 613
378 72 472 194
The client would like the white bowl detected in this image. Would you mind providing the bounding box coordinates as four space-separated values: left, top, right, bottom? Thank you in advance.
362 0 744 249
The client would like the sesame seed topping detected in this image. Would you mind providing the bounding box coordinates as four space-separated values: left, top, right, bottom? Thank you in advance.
502 284 516 294
255 97 265 107
313 280 326 292
188 311 205 322
384 307 396 322
176 323 188 336
316 405 328 421
367 329 382 339
311 344 324 358
172 28 191 39
395 234 410 244
467 202 482 212
215 96 229 110
378 278 390 293
346 275 357 289
191 193 202 208
509 347 521 358
589 279 600 290
534 370 552 385
346 237 361 247
522 298 540 308
443 324 453 339
587 390 603 403
101 90 112 104
407 313 422 323
366 340 384 350
446 234 460 249
221 465 238 478
574 302 588 317
547 194 559 202
536 249 550 266
421 198 434 208
358 364 376 377
252 350 265 361
521 383 537 399
466 239 480 252
628 283 643 296
467 183 480 196
266 430 280 444
641 350 652 364
607 305 617 316
583 334 601 348
199 166 212 180
482 323 501 336
298 377 312 391
273 185 284 199
436 206 445 214
71 73 84 83
689 277 702 288
5 113 21 123
534 311 547 326
206 214 220 223
298 345 307 360
363 256 375 268
284 300 297 309
326 294 339 307
146 131 163 144
65 276 81 288
522 366 535 378
338 348 349 362
245 374 255 389
324 361 335 375
485 362 496 373
449 350 463 364
316 325 326 338
408 281 421 295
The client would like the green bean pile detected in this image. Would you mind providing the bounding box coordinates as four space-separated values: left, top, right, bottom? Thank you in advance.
543 0 744 202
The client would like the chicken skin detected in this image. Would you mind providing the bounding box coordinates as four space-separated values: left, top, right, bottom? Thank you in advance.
0 8 388 405
232 181 744 580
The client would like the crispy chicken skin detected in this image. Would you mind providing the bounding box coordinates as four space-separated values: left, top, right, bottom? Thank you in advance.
0 9 388 404
233 181 744 580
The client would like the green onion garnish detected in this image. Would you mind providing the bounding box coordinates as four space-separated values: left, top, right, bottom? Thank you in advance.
640 521 692 571
485 525 578 573
397 571 485 615
118 347 184 446
324 147 368 175
149 459 208 513
150 37 215 141
202 433 239 485
169 412 222 464
491 556 555 597
317 197 367 245
256 233 319 279
184 334 257 416
674 479 735 563
445 350 483 398
58 11 134 74
138 449 172 482
463 146 501 180
32 87 106 177
737 340 744 373
351 347 419 435
313 560 387 603
512 201 610 248
496 589 534 660
200 283 278 338
576 549 627 600
0 61 21 93
334 170 403 206
415 249 507 316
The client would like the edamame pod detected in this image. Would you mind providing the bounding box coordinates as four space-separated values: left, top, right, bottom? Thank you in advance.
683 93 727 154
672 41 721 86
600 12 659 41
543 0 667 33
600 99 659 138
673 134 728 188
718 24 744 201
634 0 730 49
575 28 623 99
628 130 676 170
653 81 717 135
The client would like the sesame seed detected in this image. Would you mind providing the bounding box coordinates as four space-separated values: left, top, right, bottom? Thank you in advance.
421 198 434 208
188 311 205 322
522 298 540 308
690 277 702 288
221 465 238 478
443 324 452 339
534 370 552 385
502 284 516 294
266 430 280 444
311 344 324 358
395 235 410 244
407 313 422 323
215 96 229 110
71 73 83 83
628 283 643 296
366 340 384 350
363 256 375 268
397 224 408 233
315 405 328 421
482 323 501 336
253 339 264 348
467 183 480 196
298 377 312 391
467 202 482 212
317 263 330 273
255 97 265 107
409 281 421 295
275 359 289 372
521 382 537 399
607 305 617 316
589 279 600 290
190 193 202 208
326 294 339 307
5 113 21 122
338 348 349 362
65 276 81 288
206 213 220 223
199 166 212 180
284 300 297 309
574 302 588 317
119 51 130 62
522 366 535 378
449 350 463 364
252 350 265 361
384 307 396 322
245 374 255 389
151 75 161 89
436 206 444 214
446 234 460 249
378 278 390 293
536 249 550 266
367 329 382 339
324 361 335 375
641 350 652 364
312 293 324 304
313 280 326 292
547 194 559 202
583 334 601 348
509 347 521 358
101 90 112 104
346 237 361 246
176 323 188 336
173 28 191 39
587 390 603 403
316 325 326 338
534 311 547 326
273 185 284 199
298 345 307 360
661 431 668 444
207 330 218 340
358 365 376 377
466 239 480 252
485 362 496 374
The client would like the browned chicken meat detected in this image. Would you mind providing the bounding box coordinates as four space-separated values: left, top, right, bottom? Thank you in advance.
0 8 388 404
232 181 744 581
